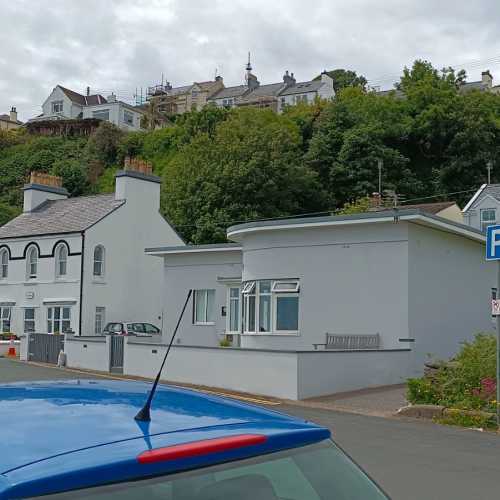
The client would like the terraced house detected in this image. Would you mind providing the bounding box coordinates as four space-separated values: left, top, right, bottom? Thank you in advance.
0 161 183 337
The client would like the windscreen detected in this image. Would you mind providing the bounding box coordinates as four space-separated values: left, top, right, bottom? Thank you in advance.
28 440 388 500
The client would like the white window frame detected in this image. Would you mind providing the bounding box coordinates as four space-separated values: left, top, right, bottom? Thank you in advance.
481 208 496 233
92 109 110 121
55 244 68 279
226 286 241 333
51 100 63 113
26 246 38 280
47 306 72 334
193 289 215 325
93 245 105 278
95 307 106 334
0 249 8 279
123 109 134 126
242 279 300 335
23 308 36 333
0 306 11 333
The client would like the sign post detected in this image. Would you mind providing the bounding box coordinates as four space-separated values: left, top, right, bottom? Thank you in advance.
485 225 500 429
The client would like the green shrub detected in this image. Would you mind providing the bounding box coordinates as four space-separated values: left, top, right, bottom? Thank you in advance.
435 409 496 429
407 377 439 404
407 333 497 413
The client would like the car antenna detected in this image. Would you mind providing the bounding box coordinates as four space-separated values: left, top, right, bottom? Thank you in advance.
135 289 193 422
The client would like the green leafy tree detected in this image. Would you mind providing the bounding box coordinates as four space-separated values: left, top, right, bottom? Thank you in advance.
162 108 328 243
314 69 367 92
85 122 124 166
51 159 90 196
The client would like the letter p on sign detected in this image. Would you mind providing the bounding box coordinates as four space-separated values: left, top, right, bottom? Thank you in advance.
486 225 500 260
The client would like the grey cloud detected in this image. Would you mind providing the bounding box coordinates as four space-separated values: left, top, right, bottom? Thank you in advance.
1 0 500 121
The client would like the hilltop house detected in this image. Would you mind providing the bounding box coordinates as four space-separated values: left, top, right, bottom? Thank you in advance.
0 160 183 337
29 85 144 131
0 107 22 130
208 61 335 112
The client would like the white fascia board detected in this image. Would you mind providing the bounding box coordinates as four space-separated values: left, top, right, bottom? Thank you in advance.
145 247 242 257
462 184 487 213
227 213 485 244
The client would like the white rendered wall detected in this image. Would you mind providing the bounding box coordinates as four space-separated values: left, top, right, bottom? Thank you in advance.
81 175 183 336
0 234 82 336
64 336 109 371
124 340 299 399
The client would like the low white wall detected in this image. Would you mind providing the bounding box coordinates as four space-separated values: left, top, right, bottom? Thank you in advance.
0 340 20 357
297 349 414 399
65 336 110 372
124 342 299 399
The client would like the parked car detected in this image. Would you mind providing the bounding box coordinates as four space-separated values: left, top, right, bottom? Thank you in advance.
103 322 161 336
0 379 388 499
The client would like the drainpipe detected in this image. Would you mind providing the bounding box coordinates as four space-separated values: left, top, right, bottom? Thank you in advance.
78 231 85 336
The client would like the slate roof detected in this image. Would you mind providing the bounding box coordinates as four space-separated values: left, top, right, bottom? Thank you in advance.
0 194 125 239
209 85 250 100
376 201 457 215
240 83 286 101
59 86 107 106
459 81 489 93
0 114 22 125
279 80 323 96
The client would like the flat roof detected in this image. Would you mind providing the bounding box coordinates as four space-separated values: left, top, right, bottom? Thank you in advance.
226 209 485 244
145 242 242 256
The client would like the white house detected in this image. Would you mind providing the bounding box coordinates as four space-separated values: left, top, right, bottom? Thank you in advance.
277 71 335 112
0 162 183 337
148 209 493 371
29 85 144 131
462 184 500 232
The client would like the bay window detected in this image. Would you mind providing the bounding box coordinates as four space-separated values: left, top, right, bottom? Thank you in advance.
193 289 215 324
242 279 300 334
47 306 71 334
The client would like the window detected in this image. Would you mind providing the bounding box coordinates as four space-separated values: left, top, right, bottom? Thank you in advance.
93 245 105 277
55 244 68 278
123 110 134 126
193 289 215 324
0 307 11 333
242 279 300 334
143 323 161 334
26 246 38 279
24 441 387 500
47 306 71 334
228 287 240 332
24 308 35 333
481 208 496 232
0 249 8 279
51 100 63 113
92 109 110 121
95 307 106 334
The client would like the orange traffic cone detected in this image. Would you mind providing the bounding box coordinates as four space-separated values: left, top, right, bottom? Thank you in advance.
7 335 16 357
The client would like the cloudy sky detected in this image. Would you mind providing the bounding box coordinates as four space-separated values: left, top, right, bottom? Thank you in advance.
2 0 500 121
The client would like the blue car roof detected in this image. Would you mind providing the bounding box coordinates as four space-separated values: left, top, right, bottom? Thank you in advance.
0 379 330 498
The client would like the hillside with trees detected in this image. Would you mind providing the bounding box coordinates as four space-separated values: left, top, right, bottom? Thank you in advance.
1 60 500 242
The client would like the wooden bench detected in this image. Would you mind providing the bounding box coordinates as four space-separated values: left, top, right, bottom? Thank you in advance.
313 333 380 350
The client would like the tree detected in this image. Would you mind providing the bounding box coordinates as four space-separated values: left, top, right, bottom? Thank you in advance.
85 122 123 166
314 69 367 92
162 108 328 243
51 159 89 196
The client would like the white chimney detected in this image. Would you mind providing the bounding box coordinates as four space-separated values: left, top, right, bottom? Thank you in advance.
115 157 161 210
9 107 17 123
23 172 68 212
482 70 493 88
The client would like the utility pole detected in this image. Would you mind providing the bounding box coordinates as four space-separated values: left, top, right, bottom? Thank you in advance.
487 161 493 185
377 159 383 197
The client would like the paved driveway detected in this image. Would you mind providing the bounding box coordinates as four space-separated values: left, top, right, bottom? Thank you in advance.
2 358 500 500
